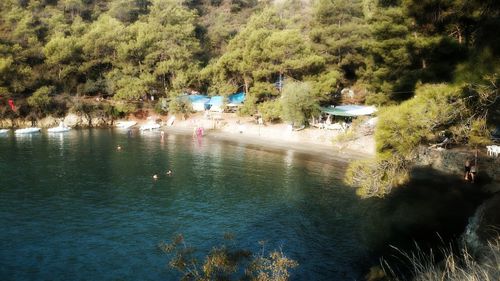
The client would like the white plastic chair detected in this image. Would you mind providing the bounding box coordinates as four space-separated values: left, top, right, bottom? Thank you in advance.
493 146 500 157
487 145 493 156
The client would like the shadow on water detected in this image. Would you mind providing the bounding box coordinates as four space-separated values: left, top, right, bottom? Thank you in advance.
367 166 491 277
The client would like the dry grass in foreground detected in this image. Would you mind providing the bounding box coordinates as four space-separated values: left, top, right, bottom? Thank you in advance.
379 237 500 281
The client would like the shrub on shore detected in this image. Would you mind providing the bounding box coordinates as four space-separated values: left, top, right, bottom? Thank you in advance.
258 100 282 123
280 82 319 127
346 76 499 197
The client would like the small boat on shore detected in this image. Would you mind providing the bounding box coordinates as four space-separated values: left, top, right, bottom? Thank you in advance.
0 129 9 134
116 120 137 129
48 122 71 133
139 122 161 131
15 127 41 134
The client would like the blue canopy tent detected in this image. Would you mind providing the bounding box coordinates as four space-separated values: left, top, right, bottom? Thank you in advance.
189 95 210 111
227 92 245 105
208 96 224 112
187 95 209 102
178 94 203 102
226 92 246 112
207 96 224 106
182 93 246 112
178 94 211 111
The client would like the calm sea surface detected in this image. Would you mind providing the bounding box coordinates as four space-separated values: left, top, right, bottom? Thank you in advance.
0 129 487 280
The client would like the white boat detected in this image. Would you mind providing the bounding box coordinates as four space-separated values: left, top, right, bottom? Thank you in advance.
48 122 71 133
15 127 41 134
139 122 161 131
116 120 137 129
0 129 9 134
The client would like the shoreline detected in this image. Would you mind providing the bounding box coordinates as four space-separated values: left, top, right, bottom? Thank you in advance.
0 112 376 161
155 112 376 161
156 114 500 188
163 125 371 163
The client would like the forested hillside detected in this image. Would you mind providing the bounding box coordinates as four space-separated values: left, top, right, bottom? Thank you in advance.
1 0 497 106
1 0 499 195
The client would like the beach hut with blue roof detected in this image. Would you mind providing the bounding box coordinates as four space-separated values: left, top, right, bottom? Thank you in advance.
227 92 245 105
226 92 246 112
207 96 225 112
188 95 211 111
178 94 211 111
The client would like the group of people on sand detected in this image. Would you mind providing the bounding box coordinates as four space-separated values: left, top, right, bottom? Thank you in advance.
464 159 478 183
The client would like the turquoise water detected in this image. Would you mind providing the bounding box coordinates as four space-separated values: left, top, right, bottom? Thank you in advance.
0 130 487 280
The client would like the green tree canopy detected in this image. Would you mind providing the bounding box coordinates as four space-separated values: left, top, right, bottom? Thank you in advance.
207 8 324 113
109 0 201 100
310 0 369 82
280 81 319 126
346 76 499 197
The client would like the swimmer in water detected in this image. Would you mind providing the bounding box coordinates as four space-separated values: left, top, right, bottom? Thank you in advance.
117 145 122 150
166 170 172 176
153 174 158 180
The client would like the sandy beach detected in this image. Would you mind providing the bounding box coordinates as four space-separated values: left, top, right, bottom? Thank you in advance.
134 112 376 161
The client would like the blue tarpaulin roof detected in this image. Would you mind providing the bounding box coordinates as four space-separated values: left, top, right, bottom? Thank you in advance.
180 93 246 107
179 94 210 104
208 96 224 106
188 95 210 103
228 92 245 104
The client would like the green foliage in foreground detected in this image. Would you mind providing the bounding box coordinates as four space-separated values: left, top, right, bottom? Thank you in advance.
159 234 298 281
375 84 462 158
346 76 499 198
345 157 411 198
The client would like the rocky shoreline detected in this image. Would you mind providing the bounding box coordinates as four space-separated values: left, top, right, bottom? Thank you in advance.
415 146 500 191
0 114 115 129
416 146 500 253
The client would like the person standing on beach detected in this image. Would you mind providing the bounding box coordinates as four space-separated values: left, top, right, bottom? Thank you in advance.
470 149 479 183
464 160 471 181
470 163 477 183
